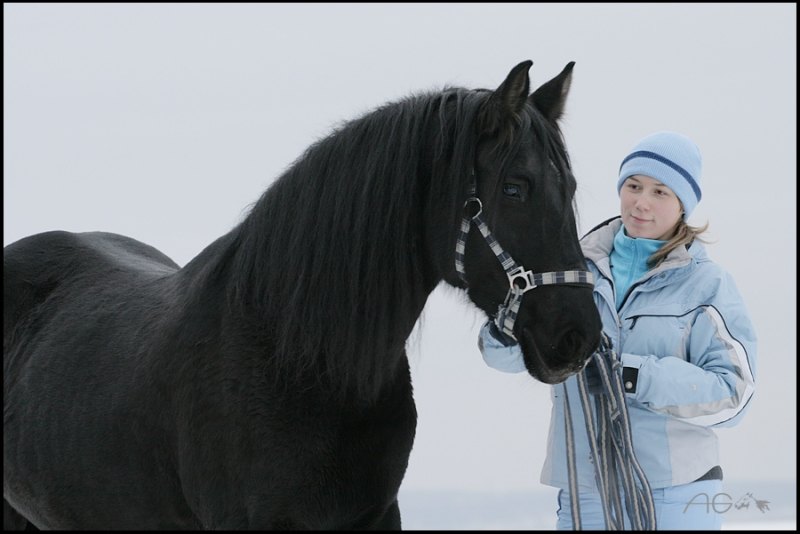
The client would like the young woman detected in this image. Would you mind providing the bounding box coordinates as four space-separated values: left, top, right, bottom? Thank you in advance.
478 131 757 530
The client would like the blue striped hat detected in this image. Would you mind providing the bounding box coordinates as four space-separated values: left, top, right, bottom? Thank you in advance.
617 131 702 219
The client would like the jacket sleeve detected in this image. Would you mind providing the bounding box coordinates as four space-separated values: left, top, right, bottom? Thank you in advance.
477 321 527 374
621 277 757 428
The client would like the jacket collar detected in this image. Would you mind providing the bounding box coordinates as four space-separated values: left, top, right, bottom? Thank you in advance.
581 216 706 279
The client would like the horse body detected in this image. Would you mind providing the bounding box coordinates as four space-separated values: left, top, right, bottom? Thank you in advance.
4 61 601 529
5 230 416 529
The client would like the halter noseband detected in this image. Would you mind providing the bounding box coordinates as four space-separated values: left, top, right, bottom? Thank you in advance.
454 171 595 341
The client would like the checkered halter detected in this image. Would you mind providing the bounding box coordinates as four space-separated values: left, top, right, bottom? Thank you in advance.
454 172 595 341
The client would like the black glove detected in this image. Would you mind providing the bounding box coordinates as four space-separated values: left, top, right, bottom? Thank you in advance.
582 357 603 395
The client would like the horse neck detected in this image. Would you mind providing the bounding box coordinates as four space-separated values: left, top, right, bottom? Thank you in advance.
174 92 478 402
240 160 443 326
221 141 450 402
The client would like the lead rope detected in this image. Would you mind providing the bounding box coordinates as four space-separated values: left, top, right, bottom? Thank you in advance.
563 334 657 530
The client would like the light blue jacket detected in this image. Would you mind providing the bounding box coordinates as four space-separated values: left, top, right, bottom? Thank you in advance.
478 217 757 490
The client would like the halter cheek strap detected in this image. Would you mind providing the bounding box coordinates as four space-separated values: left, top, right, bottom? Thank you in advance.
455 177 594 340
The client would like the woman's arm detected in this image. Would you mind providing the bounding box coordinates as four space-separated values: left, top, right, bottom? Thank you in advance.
477 321 528 374
621 285 757 428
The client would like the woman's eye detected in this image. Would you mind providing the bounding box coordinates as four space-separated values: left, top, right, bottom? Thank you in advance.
503 183 522 198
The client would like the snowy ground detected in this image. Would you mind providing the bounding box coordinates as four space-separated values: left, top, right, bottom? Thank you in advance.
398 479 795 530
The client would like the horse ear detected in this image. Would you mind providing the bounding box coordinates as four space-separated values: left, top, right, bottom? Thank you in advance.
529 61 575 123
480 60 533 134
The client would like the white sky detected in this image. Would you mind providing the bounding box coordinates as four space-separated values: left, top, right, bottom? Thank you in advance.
4 2 796 502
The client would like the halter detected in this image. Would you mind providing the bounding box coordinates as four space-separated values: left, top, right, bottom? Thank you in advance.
454 170 595 340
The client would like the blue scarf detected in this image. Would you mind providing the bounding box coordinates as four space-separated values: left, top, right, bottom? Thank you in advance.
610 226 666 310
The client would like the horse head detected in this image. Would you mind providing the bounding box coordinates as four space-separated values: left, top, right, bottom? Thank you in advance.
457 60 602 384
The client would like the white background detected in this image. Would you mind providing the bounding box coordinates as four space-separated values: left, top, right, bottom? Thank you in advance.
4 3 796 528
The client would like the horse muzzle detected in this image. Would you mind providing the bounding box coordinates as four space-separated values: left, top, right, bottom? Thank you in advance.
518 325 598 384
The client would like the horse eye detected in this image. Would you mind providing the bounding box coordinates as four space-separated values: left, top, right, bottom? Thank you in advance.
503 183 522 198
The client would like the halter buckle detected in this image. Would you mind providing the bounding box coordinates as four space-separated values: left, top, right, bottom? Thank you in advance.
507 265 536 293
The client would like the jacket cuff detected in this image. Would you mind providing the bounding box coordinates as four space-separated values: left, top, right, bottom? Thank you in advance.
622 367 639 394
620 352 646 395
478 322 527 374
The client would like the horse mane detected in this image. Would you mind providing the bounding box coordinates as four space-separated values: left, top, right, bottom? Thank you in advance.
224 86 564 401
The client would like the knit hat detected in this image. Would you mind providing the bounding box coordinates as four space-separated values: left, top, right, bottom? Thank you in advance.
617 131 702 218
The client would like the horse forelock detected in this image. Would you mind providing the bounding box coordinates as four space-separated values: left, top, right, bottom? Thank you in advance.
226 87 488 401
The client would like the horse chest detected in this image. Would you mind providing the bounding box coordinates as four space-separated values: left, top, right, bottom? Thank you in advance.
176 386 418 529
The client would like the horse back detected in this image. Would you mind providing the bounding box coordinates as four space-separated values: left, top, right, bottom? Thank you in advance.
4 230 179 349
3 231 197 528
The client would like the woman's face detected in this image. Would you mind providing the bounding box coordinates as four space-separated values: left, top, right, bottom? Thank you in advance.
619 175 683 240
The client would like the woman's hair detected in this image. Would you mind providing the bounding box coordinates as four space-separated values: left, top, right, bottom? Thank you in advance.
649 215 709 268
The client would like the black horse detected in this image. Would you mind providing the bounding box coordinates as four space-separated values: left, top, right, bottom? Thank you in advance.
4 61 601 529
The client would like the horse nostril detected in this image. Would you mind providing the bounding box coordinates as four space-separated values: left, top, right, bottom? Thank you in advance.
558 329 592 371
568 360 585 373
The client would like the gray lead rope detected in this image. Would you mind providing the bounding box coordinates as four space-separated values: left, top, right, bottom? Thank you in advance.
454 175 594 340
564 334 657 530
